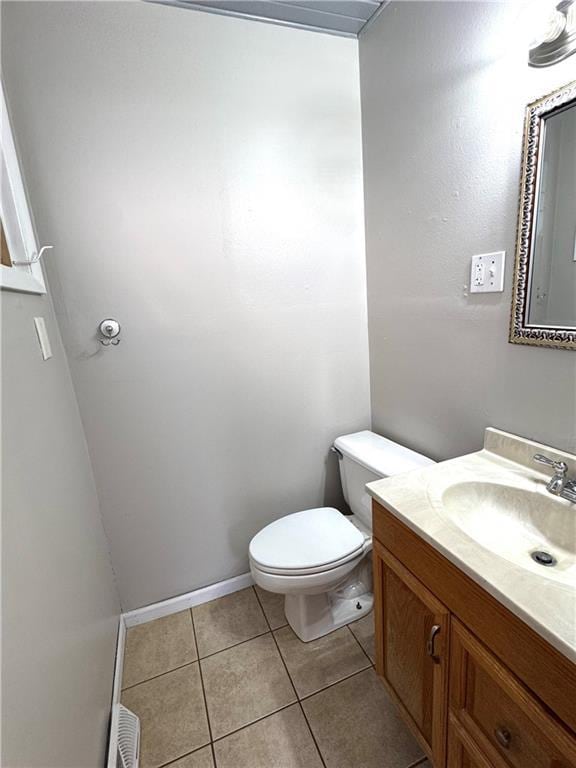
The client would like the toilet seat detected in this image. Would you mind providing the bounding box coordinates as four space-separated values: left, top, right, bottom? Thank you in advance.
249 507 365 576
251 548 366 577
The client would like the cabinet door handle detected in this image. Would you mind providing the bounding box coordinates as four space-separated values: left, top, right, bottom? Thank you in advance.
494 727 512 749
426 624 441 662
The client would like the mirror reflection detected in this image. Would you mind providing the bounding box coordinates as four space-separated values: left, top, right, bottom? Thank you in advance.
528 102 576 329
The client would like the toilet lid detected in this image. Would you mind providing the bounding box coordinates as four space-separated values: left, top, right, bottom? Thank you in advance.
249 507 365 572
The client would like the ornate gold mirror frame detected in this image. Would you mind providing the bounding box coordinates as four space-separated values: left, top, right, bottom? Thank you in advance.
510 80 576 350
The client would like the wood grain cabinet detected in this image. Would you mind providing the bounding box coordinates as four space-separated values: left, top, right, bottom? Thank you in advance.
373 539 449 766
372 501 576 768
448 717 500 768
449 620 576 768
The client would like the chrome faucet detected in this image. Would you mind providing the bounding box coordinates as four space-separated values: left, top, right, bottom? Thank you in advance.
533 454 576 503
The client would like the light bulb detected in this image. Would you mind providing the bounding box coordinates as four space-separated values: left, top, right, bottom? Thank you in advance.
531 7 566 47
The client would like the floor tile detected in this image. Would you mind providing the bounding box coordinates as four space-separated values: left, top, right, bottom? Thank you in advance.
121 663 209 768
349 612 376 664
254 585 288 630
201 633 296 739
166 746 215 768
302 668 423 768
213 704 323 768
122 611 197 689
192 587 269 658
274 625 371 698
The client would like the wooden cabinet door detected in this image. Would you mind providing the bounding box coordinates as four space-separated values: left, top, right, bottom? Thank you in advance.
373 539 450 766
449 619 576 768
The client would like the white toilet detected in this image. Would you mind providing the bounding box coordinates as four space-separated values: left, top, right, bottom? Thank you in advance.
249 430 434 641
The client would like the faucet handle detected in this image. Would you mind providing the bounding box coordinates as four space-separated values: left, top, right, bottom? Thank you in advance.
533 454 568 475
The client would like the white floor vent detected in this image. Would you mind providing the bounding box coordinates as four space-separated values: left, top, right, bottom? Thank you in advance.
110 704 140 768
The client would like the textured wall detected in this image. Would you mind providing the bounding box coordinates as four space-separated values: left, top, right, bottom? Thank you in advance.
1 287 120 767
2 1 370 610
360 1 576 459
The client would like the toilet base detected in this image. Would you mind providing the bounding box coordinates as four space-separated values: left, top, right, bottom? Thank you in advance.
284 589 373 642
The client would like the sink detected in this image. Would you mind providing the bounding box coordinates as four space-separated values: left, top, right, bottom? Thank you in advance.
437 481 575 586
367 428 576 659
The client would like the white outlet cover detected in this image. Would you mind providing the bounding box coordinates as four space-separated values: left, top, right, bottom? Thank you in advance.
470 251 505 293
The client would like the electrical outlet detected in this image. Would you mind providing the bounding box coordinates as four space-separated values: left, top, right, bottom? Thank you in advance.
470 251 505 293
473 260 485 287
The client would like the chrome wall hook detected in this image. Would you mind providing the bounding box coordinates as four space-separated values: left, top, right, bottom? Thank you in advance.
12 244 54 266
98 318 121 346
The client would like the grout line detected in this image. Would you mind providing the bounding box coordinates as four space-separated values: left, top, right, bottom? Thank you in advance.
251 586 271 629
346 621 375 667
123 614 273 692
122 622 272 691
211 701 298 744
299 665 371 703
296 664 375 768
190 608 215 748
197 629 271 662
406 758 429 768
253 585 289 631
250 585 272 628
271 659 328 768
253 588 298 699
298 700 327 768
205 651 372 752
157 743 213 768
120 660 198 692
253 588 327 768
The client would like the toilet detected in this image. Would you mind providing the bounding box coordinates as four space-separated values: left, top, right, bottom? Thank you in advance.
249 430 434 642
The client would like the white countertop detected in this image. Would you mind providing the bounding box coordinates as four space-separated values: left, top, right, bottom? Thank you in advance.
367 428 576 662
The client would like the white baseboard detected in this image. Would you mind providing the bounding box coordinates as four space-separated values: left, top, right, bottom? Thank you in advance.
111 615 126 704
122 572 254 628
107 614 127 768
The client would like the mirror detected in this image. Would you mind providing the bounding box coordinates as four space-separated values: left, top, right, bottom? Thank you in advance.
510 80 576 350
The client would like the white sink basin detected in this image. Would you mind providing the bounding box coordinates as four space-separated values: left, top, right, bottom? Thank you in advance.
368 428 576 660
438 480 575 586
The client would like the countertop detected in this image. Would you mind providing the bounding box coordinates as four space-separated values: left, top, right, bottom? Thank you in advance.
366 427 576 662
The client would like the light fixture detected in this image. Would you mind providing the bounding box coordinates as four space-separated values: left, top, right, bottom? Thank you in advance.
529 0 576 66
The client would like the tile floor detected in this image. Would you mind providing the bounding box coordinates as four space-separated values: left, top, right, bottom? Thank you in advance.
121 586 429 768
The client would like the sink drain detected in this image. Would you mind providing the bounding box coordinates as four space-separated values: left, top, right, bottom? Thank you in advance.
531 550 557 567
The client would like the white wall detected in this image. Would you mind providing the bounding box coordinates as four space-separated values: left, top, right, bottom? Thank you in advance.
2 1 370 610
360 1 576 460
1 287 121 767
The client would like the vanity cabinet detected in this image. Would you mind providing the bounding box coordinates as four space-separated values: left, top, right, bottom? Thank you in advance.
373 540 449 766
372 501 576 768
447 718 497 768
449 620 576 768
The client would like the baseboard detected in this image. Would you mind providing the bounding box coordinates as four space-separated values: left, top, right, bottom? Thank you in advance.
107 614 127 768
122 572 254 628
111 615 126 704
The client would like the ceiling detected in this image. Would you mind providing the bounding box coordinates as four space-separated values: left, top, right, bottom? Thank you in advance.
150 0 389 37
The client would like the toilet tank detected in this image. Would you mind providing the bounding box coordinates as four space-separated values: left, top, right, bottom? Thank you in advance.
334 430 434 530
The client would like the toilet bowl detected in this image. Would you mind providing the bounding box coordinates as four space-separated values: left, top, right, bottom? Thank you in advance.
249 431 434 642
250 507 373 641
